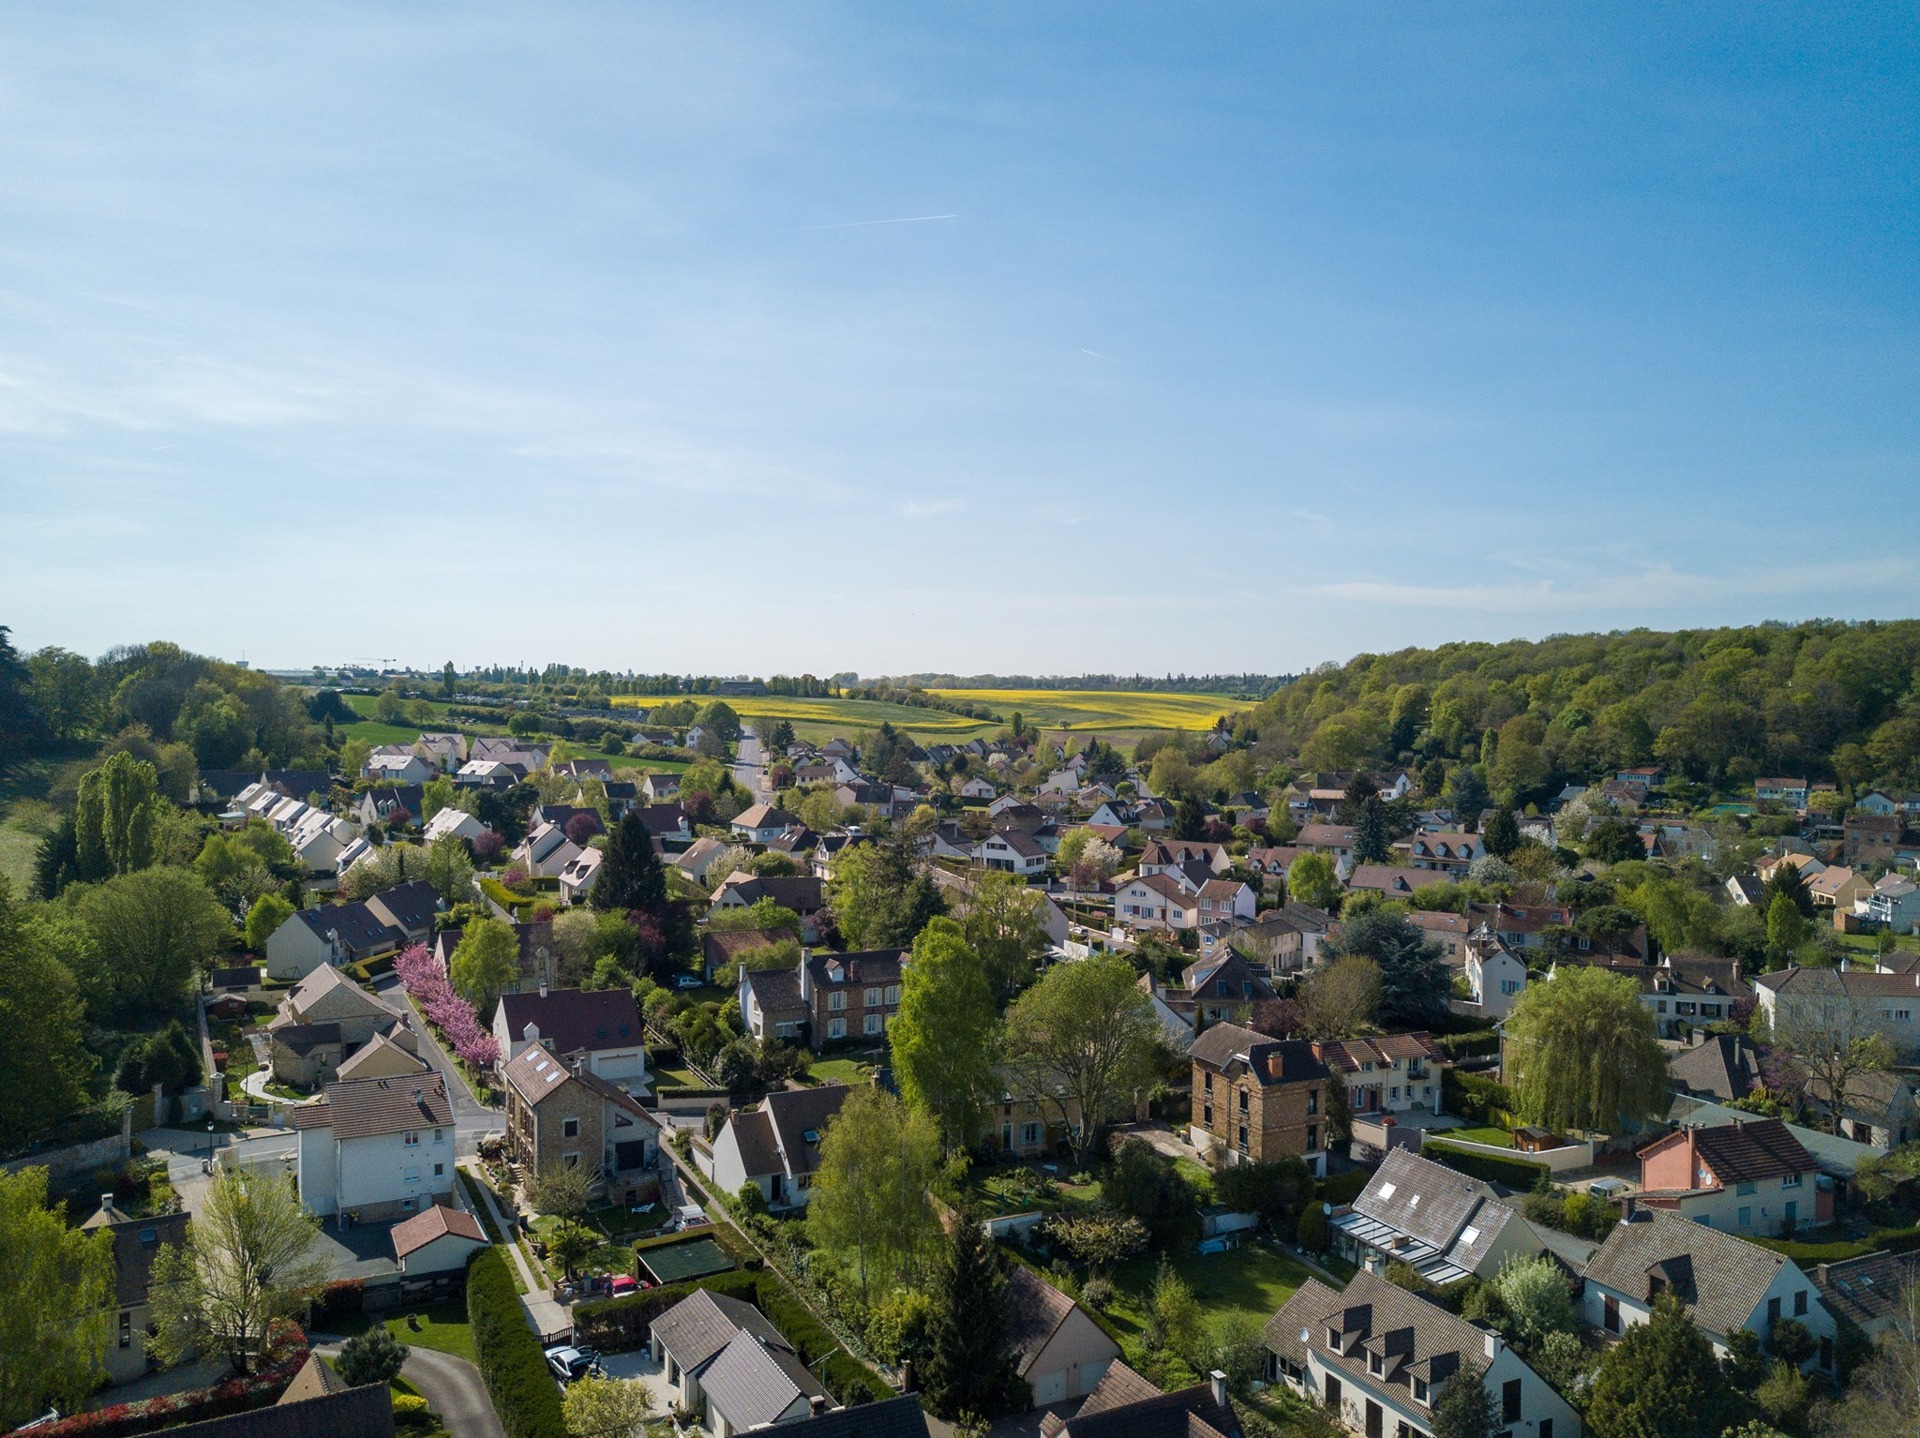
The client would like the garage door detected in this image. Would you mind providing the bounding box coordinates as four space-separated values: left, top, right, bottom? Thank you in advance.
1031 1368 1068 1406
1077 1359 1113 1395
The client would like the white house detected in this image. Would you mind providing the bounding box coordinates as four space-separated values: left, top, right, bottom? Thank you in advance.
1464 928 1528 1019
1114 873 1198 931
731 803 800 845
263 901 406 980
1267 1269 1582 1438
642 773 681 802
1580 1210 1834 1370
959 777 999 801
285 807 361 875
365 752 435 786
421 807 487 846
291 1073 457 1220
1004 1266 1121 1407
648 1290 827 1437
706 1084 848 1211
557 846 603 905
973 830 1049 878
1862 874 1920 935
512 821 581 880
390 1203 488 1275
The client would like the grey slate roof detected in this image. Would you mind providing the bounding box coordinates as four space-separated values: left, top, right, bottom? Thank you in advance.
762 1083 852 1179
1268 1270 1489 1414
1668 1034 1762 1101
80 1202 191 1307
1188 1023 1330 1088
649 1288 788 1373
1341 1148 1523 1282
1811 1248 1920 1333
1005 1266 1078 1377
793 1396 931 1437
1580 1210 1800 1340
495 987 642 1055
700 1328 826 1430
289 901 403 957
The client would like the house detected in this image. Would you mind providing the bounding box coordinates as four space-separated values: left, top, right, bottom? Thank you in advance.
1844 814 1905 868
421 807 487 846
270 1022 345 1088
1266 1269 1581 1438
1188 1022 1331 1174
557 846 603 905
1667 1033 1764 1103
959 776 998 800
1406 832 1485 874
364 752 435 786
1807 865 1871 912
364 880 440 947
1790 1066 1920 1149
1810 1249 1920 1340
454 759 525 789
973 829 1049 877
291 1073 456 1220
1633 1118 1830 1235
1462 929 1528 1019
994 1068 1090 1155
1313 1033 1447 1118
1180 952 1277 1024
739 964 811 1045
285 808 362 875
636 802 693 846
732 803 801 844
1753 965 1920 1057
1756 777 1812 810
1042 1364 1239 1438
711 874 828 940
472 737 548 768
500 1045 662 1205
390 1203 488 1276
1726 873 1766 908
1004 1266 1122 1407
80 1196 191 1385
1576 954 1749 1037
1332 1148 1543 1285
558 758 613 782
642 773 681 802
1581 1209 1834 1367
1858 790 1901 817
270 964 404 1048
161 1359 397 1438
707 1083 850 1210
335 1029 431 1083
1139 839 1232 877
490 986 647 1089
512 821 582 880
1862 874 1920 935
1245 845 1302 881
264 900 406 980
1298 824 1358 862
1344 865 1450 899
1114 872 1199 931
1756 850 1827 885
706 926 794 981
648 1289 831 1436
673 835 732 886
802 948 905 1046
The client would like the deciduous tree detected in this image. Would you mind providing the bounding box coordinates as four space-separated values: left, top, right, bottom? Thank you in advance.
960 869 1049 996
890 918 999 1152
1323 909 1449 1028
74 751 164 880
807 1087 939 1299
0 1166 114 1425
1504 965 1668 1132
0 882 89 1152
1003 954 1158 1165
450 916 520 1011
562 1375 656 1438
828 835 944 951
78 866 231 1015
1295 955 1382 1039
1286 852 1342 911
1431 1363 1495 1438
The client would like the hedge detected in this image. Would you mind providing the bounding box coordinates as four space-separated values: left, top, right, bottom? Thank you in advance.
574 1268 764 1348
479 877 535 917
1315 1168 1371 1206
467 1247 566 1438
1434 1031 1501 1059
1442 1068 1513 1123
31 1321 309 1436
1421 1140 1550 1192
656 1085 728 1100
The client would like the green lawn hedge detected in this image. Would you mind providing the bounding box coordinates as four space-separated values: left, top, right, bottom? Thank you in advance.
1421 1140 1549 1191
466 1247 566 1438
1315 1168 1372 1206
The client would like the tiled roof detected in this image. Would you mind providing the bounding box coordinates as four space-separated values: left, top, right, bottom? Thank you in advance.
272 1023 342 1057
1667 1035 1761 1102
1350 1148 1501 1260
317 1073 452 1139
495 987 641 1055
1346 865 1450 894
724 1107 782 1180
1005 1266 1078 1377
1812 1249 1920 1332
365 880 439 935
735 803 799 829
742 965 807 1016
1317 1032 1442 1072
1299 824 1357 847
502 1045 573 1105
1042 1362 1162 1435
700 1329 826 1430
1581 1210 1798 1339
160 1378 395 1438
284 961 398 1021
1056 1381 1235 1438
289 902 403 957
791 1396 930 1437
1688 1118 1818 1184
650 1288 788 1371
390 1203 486 1258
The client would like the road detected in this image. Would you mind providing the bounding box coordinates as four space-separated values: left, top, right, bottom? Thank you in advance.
314 1339 504 1438
731 727 765 796
371 973 501 1157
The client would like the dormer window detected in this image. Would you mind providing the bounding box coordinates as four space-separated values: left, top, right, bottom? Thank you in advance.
1369 1351 1384 1376
1413 1378 1429 1405
1328 1328 1343 1352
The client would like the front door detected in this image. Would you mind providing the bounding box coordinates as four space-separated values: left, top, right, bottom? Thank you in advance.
1366 1399 1383 1438
1603 1294 1619 1333
1325 1375 1342 1417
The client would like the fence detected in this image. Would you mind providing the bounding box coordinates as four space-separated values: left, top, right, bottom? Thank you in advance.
1431 1134 1595 1174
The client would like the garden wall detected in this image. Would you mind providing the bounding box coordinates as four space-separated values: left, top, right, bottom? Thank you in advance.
2 1116 133 1182
1434 1135 1595 1173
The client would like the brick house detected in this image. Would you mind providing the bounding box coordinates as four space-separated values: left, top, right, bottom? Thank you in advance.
800 949 905 1047
1844 813 1904 868
1187 1021 1331 1175
500 1046 663 1204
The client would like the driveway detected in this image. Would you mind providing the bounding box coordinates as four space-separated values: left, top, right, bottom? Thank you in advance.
314 1339 504 1438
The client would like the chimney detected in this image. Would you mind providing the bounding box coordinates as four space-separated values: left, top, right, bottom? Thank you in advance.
1209 1370 1229 1409
99 1193 115 1214
1363 1253 1383 1276
1483 1329 1503 1361
538 980 548 999
809 1396 829 1416
900 1359 917 1394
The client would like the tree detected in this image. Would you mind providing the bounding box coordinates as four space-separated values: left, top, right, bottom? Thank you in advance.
806 1087 940 1299
0 1166 115 1425
0 882 89 1152
1431 1363 1495 1438
527 1164 593 1219
450 916 520 1011
1296 955 1382 1039
78 866 231 1016
422 774 456 822
1003 954 1159 1165
563 1375 656 1438
1482 809 1521 859
1046 1210 1149 1278
194 832 274 911
829 834 945 950
244 892 294 954
960 869 1049 996
1586 817 1645 865
1104 1139 1202 1251
1445 766 1490 831
592 810 667 916
336 1324 409 1386
1287 852 1342 910
1210 1154 1312 1231
548 1220 597 1280
1490 1254 1576 1349
1586 1291 1737 1438
74 751 165 881
149 1167 327 1373
426 833 476 905
1504 966 1669 1132
1771 984 1898 1137
1765 891 1808 971
920 1204 1017 1420
890 918 1000 1152
1147 1257 1209 1371
1761 862 1814 919
1353 797 1391 864
1323 909 1449 1028
1817 1279 1920 1435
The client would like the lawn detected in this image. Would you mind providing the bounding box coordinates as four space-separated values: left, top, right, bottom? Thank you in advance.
1752 1225 1920 1264
806 1057 876 1086
1107 1243 1314 1343
331 1299 477 1365
1447 1125 1514 1148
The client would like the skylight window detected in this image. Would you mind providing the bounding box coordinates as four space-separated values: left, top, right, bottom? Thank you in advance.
1408 1194 1421 1208
1379 1183 1396 1199
1460 1226 1480 1246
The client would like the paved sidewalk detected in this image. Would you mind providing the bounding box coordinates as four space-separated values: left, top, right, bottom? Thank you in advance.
460 1160 572 1340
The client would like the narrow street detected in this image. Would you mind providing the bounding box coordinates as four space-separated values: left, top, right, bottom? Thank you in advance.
371 973 500 1157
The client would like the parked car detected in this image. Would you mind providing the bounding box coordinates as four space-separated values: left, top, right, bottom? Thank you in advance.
543 1344 604 1384
673 974 702 989
672 1204 710 1233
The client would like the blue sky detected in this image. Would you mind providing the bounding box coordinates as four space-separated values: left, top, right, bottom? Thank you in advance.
2 4 1915 676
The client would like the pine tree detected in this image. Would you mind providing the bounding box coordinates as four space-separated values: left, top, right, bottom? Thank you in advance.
1432 1363 1494 1438
336 1324 408 1386
592 810 667 915
1587 1292 1737 1438
1481 808 1521 859
920 1206 1017 1419
1353 796 1391 863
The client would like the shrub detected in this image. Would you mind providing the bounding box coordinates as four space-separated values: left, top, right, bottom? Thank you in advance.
1443 1068 1513 1123
1315 1168 1372 1206
1421 1140 1549 1191
1297 1202 1329 1252
467 1247 566 1438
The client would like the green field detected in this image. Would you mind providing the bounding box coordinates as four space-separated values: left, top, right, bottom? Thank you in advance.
1107 1244 1312 1344
613 688 1253 743
0 753 82 893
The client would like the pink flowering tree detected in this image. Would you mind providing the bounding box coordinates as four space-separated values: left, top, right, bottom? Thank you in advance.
394 943 501 1068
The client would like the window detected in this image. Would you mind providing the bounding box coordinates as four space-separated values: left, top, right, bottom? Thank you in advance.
1781 1173 1802 1188
1603 1294 1620 1333
828 991 846 1011
433 1128 444 1143
404 1131 419 1146
1391 1086 1400 1100
1794 1289 1808 1317
1237 1124 1249 1151
1203 1105 1213 1126
1768 1297 1781 1323
1204 1072 1214 1093
864 987 881 1007
885 985 900 1003
1738 1206 1752 1229
1022 1123 1041 1145
1412 1378 1428 1406
828 1018 846 1040
1369 1352 1383 1376
119 1311 132 1349
1240 1089 1249 1112
433 1163 444 1177
1502 1380 1521 1423
563 1117 580 1138
402 1167 420 1183
864 1014 883 1036
1306 1125 1318 1149
1307 1090 1319 1115
563 1153 579 1168
1737 1181 1757 1196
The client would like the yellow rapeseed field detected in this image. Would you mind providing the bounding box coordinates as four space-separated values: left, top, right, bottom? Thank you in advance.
611 687 1253 739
